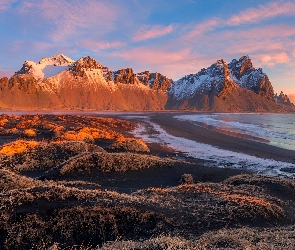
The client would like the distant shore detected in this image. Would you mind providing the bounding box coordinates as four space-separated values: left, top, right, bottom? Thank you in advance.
108 112 295 164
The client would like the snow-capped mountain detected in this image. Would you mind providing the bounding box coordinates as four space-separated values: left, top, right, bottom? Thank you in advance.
166 56 293 112
0 55 171 110
0 54 293 111
15 54 74 79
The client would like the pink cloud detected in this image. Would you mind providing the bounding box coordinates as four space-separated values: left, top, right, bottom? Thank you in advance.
226 1 295 26
185 19 220 38
132 25 174 42
80 40 125 51
292 50 295 57
217 25 295 41
18 0 123 43
0 0 16 11
116 47 191 65
184 2 295 39
257 52 291 67
111 47 218 79
180 23 295 61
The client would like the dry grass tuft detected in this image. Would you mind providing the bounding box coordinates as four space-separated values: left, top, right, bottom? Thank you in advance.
59 152 172 175
0 139 39 155
23 128 37 137
0 141 105 172
98 235 199 250
107 138 150 153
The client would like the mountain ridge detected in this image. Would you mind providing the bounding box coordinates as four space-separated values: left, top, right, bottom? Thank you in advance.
0 54 293 112
166 56 293 111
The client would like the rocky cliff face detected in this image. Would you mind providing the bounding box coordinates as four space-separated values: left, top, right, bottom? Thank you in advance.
275 91 293 106
113 69 172 91
228 56 275 101
166 56 294 112
0 55 170 110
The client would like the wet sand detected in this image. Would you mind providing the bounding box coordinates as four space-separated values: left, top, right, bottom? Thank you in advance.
109 112 295 164
150 112 295 163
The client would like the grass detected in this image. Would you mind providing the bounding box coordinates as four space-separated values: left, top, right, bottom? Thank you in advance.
1 114 295 249
0 139 39 155
59 152 172 175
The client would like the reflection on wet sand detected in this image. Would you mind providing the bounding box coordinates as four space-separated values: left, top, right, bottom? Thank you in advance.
196 122 270 143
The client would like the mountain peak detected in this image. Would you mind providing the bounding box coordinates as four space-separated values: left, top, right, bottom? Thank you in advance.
228 55 274 100
68 56 112 80
39 54 74 66
15 54 74 79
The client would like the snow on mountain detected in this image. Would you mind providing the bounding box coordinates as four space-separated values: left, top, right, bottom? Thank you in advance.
5 53 293 111
67 56 113 84
15 54 74 79
169 55 276 102
228 56 274 100
170 59 233 101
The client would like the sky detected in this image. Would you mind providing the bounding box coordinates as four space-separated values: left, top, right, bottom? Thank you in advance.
0 0 294 95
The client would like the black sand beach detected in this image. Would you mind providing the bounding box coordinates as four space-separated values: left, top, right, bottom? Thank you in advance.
111 112 295 164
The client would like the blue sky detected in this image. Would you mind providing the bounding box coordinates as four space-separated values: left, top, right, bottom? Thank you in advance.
0 0 294 94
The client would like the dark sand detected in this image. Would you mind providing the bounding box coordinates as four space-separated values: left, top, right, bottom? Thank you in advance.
112 112 295 164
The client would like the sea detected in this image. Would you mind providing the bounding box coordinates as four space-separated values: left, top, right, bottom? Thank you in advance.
131 113 295 179
175 113 295 152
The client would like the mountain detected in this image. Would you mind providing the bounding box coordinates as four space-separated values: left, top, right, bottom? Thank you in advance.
0 55 172 110
166 56 294 112
0 54 293 112
275 91 293 106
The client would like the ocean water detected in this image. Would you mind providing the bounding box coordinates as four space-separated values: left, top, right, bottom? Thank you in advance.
130 113 295 179
175 113 295 151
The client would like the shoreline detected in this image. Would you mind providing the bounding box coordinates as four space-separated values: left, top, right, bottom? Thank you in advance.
1 110 294 163
148 112 295 164
106 112 295 178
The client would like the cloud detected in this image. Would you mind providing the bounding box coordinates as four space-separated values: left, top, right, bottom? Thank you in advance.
132 25 174 42
216 25 295 41
111 46 217 79
80 40 125 52
0 0 16 11
116 47 191 65
226 1 295 26
184 1 295 39
185 19 220 38
18 0 123 43
258 52 291 67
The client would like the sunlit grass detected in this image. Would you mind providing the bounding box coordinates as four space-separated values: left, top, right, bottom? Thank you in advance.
0 139 39 155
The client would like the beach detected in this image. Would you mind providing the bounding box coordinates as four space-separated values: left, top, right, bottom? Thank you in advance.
1 112 295 249
150 112 295 163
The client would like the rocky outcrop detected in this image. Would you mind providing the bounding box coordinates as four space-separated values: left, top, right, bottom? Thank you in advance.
15 61 34 75
137 72 172 91
228 56 275 101
113 68 137 85
275 91 293 106
112 69 172 91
